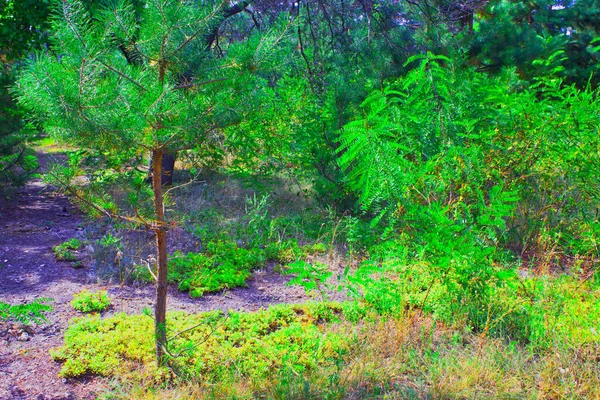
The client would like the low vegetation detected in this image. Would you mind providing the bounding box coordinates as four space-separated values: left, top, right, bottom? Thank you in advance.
3 0 600 397
71 290 111 313
0 298 53 324
53 238 83 263
54 272 599 398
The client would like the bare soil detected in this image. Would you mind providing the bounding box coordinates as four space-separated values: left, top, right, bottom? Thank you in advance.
0 151 313 400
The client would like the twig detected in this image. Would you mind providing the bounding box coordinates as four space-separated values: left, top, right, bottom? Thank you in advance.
163 313 228 359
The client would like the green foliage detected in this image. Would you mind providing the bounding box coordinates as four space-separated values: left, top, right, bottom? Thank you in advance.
335 54 600 348
344 244 600 351
71 290 110 313
53 238 83 262
284 260 332 301
169 244 259 298
14 0 294 227
0 65 38 187
0 0 51 60
169 237 328 298
52 302 355 379
470 0 600 87
339 52 600 270
0 298 53 324
51 274 599 398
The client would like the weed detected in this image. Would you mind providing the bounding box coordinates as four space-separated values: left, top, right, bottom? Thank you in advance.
53 238 83 262
168 241 264 297
284 260 332 301
168 238 329 298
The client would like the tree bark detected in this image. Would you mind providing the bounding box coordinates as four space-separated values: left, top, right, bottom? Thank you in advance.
204 0 254 49
161 151 176 186
151 148 169 366
148 150 176 186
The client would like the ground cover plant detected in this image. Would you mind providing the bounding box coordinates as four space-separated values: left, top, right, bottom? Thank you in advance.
71 290 111 313
53 273 600 399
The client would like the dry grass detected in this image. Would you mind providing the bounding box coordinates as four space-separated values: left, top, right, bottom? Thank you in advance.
102 311 600 399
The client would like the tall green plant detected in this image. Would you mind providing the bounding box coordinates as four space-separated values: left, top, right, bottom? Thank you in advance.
339 51 600 292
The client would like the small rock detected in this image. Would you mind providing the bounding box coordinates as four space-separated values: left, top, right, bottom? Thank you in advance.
23 325 36 334
17 332 29 342
258 286 265 291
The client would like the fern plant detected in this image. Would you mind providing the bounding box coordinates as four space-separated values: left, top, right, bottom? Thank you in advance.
0 298 53 324
337 53 489 222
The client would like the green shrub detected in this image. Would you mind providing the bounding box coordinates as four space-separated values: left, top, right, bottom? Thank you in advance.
71 290 111 313
168 241 264 297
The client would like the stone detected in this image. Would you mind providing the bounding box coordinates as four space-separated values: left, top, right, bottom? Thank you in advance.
17 332 29 342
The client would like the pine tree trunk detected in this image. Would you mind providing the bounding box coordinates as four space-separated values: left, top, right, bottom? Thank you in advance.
161 151 176 186
151 149 168 366
148 151 177 186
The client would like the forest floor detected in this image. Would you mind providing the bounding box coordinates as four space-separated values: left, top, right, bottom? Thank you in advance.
0 149 311 400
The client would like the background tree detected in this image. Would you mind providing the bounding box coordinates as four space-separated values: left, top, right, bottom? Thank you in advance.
0 0 51 186
468 0 600 86
15 0 291 365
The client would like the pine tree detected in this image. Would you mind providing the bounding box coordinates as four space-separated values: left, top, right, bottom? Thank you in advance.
469 0 600 86
15 0 290 365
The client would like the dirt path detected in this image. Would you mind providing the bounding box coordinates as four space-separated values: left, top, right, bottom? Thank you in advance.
0 151 311 399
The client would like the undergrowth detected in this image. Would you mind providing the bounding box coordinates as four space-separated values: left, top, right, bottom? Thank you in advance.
71 290 111 313
55 272 599 398
166 239 327 297
52 302 362 379
53 53 600 399
53 237 83 264
0 298 53 324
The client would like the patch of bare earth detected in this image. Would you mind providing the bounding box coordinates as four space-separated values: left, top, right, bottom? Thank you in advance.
0 151 314 399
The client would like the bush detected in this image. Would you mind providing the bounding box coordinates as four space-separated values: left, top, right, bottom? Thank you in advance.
169 239 329 298
168 241 264 298
71 290 111 313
